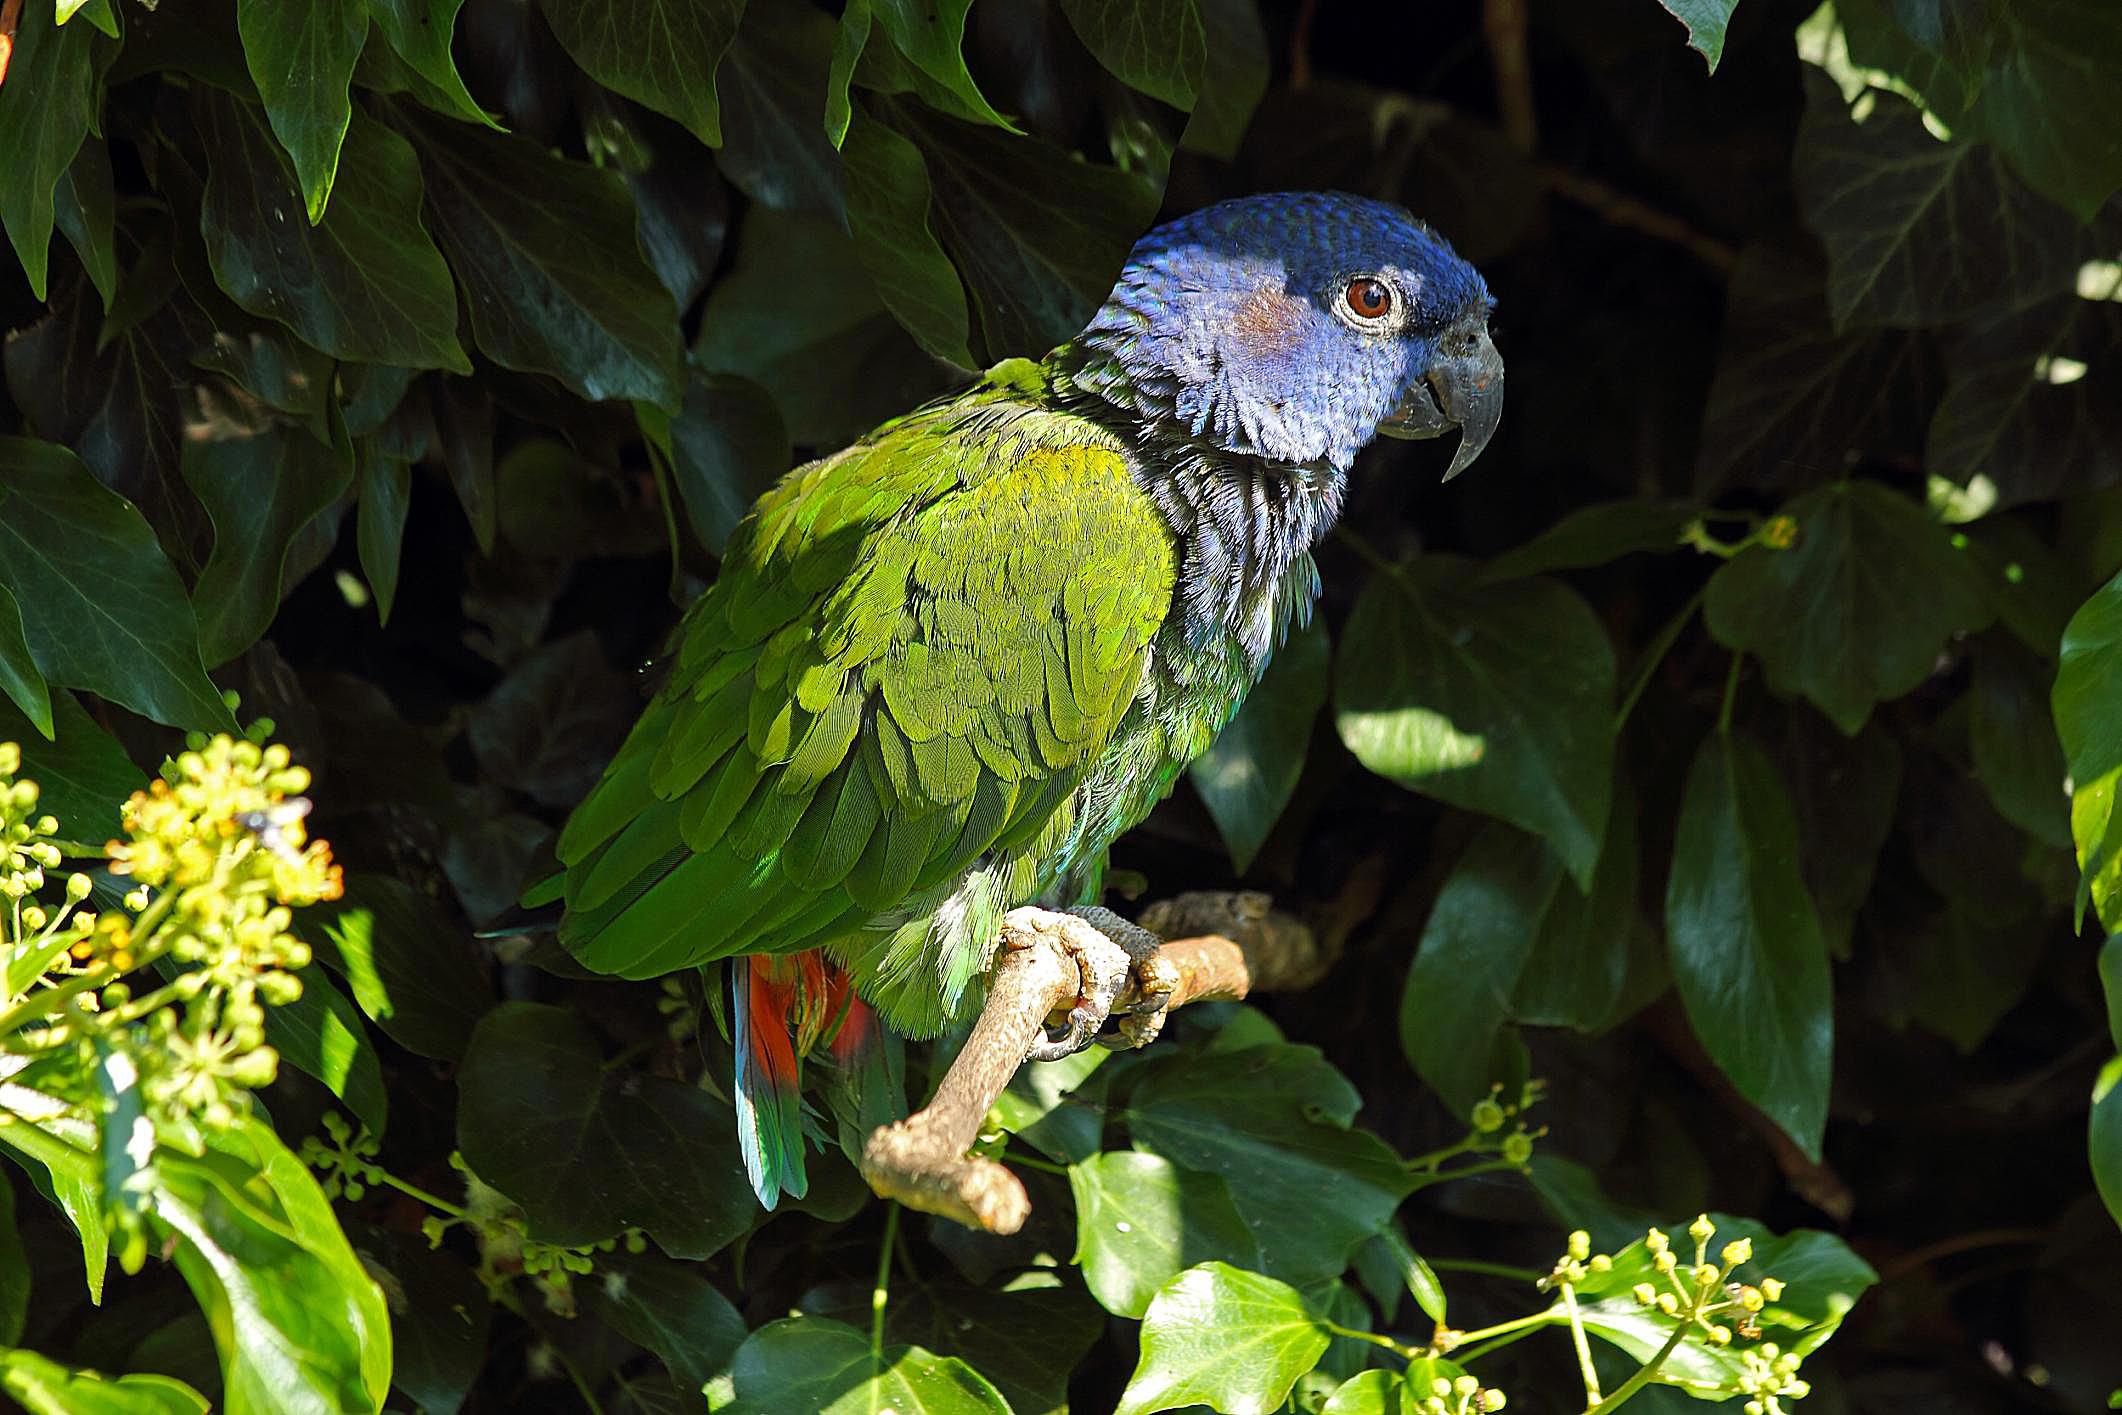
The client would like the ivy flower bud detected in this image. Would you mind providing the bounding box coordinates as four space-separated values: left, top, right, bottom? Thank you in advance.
1656 1293 1678 1315
1646 1228 1669 1255
1632 1283 1658 1306
65 872 91 900
1588 1254 1612 1273
1694 1263 1721 1288
1470 1098 1506 1132
1654 1250 1677 1273
1721 1237 1754 1267
1453 1375 1479 1398
1567 1230 1591 1262
1738 1286 1765 1312
1432 1379 1454 1398
1500 1131 1533 1164
1479 1392 1506 1412
1709 1325 1732 1345
1688 1215 1716 1245
19 905 45 931
1759 1278 1785 1302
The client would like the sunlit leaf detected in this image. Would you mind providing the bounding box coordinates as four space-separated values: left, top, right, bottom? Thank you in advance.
314 871 493 1062
1070 1151 1260 1318
236 0 366 222
1116 1263 1329 1415
1189 617 1328 873
0 1351 207 1415
1658 0 1741 72
535 0 744 147
364 0 497 127
0 0 112 298
722 1315 1011 1414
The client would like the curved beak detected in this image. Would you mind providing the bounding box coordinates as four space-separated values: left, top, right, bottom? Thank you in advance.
1379 323 1504 482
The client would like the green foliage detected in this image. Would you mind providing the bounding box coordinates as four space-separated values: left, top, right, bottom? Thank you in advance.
1 0 2119 1408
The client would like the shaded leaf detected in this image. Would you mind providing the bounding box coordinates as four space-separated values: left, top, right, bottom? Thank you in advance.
1058 0 1206 109
1069 1151 1261 1318
345 1220 491 1415
1 689 141 843
263 968 388 1134
0 0 111 298
1177 0 1268 158
197 94 467 372
313 871 492 1062
456 1003 756 1256
868 0 1014 132
1127 1043 1412 1283
717 2 846 217
1116 1262 1329 1415
1771 708 1902 950
580 1252 746 1405
2095 1056 2122 1231
1665 730 1834 1159
663 370 789 556
537 0 744 147
0 439 233 732
0 1351 207 1415
53 136 117 311
365 0 497 127
1189 617 1328 873
467 631 636 808
236 0 367 222
355 448 411 625
893 1276 1102 1415
1971 637 2071 847
392 102 684 406
0 1174 23 1345
1512 786 1643 1032
1705 480 1995 734
841 105 974 367
723 1315 1010 1414
1929 293 2122 508
1478 500 1699 582
1335 555 1615 887
1658 0 1740 71
0 582 53 740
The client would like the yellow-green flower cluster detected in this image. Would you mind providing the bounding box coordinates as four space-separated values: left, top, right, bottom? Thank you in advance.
1628 1216 1799 1357
0 743 64 902
1735 1343 1811 1414
1417 1373 1507 1414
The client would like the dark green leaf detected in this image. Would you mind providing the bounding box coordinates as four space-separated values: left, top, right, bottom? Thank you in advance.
0 439 233 732
466 630 635 808
1971 637 2071 847
0 581 54 740
1127 1043 1413 1283
884 97 1163 362
0 0 111 298
841 106 974 367
151 1118 393 1415
1665 730 1834 1159
355 448 411 625
2102 936 2122 1052
536 0 744 146
1904 910 2047 1053
236 0 366 222
824 0 870 148
345 1220 491 1415
181 418 355 667
716 3 846 217
1772 708 1902 951
1513 786 1643 1032
1794 71 2084 331
1058 0 1206 108
1115 1262 1329 1415
1189 617 1328 873
1402 825 1551 1115
1930 293 2122 508
2 690 141 843
456 1002 756 1256
1069 1151 1261 1318
365 0 497 127
1335 555 1615 887
662 370 789 556
264 968 388 1134
1705 481 1995 734
580 1252 746 1405
391 102 684 406
2056 567 2122 792
1320 1369 1422 1415
723 1315 1011 1414
197 94 468 372
0 1351 207 1415
53 136 117 312
2093 1056 2122 1231
1658 0 1740 71
1477 500 1699 582
988 1044 1109 1163
893 1276 1103 1415
0 1172 25 1345
868 0 1014 132
1176 0 1268 158
313 871 492 1062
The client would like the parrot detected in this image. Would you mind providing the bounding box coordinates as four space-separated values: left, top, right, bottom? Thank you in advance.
554 190 1503 1207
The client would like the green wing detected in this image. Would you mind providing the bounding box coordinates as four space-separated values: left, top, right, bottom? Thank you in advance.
556 387 1176 1031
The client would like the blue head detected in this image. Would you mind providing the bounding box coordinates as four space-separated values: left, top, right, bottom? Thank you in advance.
1065 191 1502 478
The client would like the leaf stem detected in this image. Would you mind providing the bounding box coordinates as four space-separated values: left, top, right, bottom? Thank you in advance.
1427 1258 1545 1282
1333 526 1413 584
871 1201 900 1363
376 1170 467 1220
1613 586 1704 733
1321 1319 1423 1360
1445 1308 1556 1349
1562 1283 1602 1404
1717 651 1744 735
1582 1320 1690 1414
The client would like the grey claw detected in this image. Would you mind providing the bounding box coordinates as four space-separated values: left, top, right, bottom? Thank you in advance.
1026 1006 1098 1062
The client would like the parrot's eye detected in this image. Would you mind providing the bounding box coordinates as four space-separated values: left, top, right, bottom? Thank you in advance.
1340 276 1395 324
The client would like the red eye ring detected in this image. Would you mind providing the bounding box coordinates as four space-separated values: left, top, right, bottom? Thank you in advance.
1343 277 1393 321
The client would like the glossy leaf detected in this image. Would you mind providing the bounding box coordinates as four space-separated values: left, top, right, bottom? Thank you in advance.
1 691 140 844
579 1253 746 1404
840 106 974 367
723 1315 1011 1414
716 2 846 217
0 440 233 732
2096 1055 2122 1231
537 0 744 146
1116 1262 1329 1415
1658 0 1740 72
1929 294 2122 508
455 1003 756 1256
1336 554 1615 887
1971 638 2070 847
1478 500 1699 582
1069 1151 1261 1318
355 449 411 625
1321 1370 1421 1415
1189 617 1329 873
262 968 388 1134
391 103 684 407
364 0 496 127
236 0 367 222
2056 568 2122 802
1705 481 1994 734
1058 0 1206 108
344 1221 490 1415
868 0 1013 132
1127 1043 1413 1283
0 0 110 298
1665 730 1834 1159
1176 0 1268 158
890 1276 1103 1415
0 1352 207 1415
314 872 491 1062
0 582 52 740
663 370 790 556
197 94 467 372
53 136 117 311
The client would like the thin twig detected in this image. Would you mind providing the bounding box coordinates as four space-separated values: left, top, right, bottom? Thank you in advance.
1483 0 1537 152
1539 164 1741 275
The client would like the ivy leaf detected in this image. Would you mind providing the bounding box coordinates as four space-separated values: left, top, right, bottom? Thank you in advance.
1665 730 1834 1159
1793 70 2083 331
1 691 140 843
536 0 744 147
662 370 789 556
313 872 491 1062
465 630 636 808
1512 787 1644 1032
1177 0 1268 158
2059 567 2122 790
883 97 1163 362
455 1002 757 1257
1971 638 2071 847
0 439 233 732
840 105 974 367
723 1316 1011 1414
1127 1043 1413 1284
1320 1369 1428 1415
716 2 846 217
1335 555 1615 888
0 1176 23 1346
261 968 388 1135
0 0 111 298
151 1119 393 1415
1069 1151 1261 1318
0 582 53 740
196 94 468 372
181 418 355 667
53 136 117 312
364 0 497 128
1704 481 1995 734
824 0 871 148
1930 294 2122 509
236 0 366 222
1189 617 1329 873
887 1277 1103 1415
2094 1055 2122 1232
1658 0 1740 72
2073 768 2122 934
1478 500 1699 583
355 448 411 625
868 0 1015 132
391 102 683 407
1116 1263 1330 1415
1058 0 1206 109
579 1253 746 1406
0 1351 207 1415
343 1221 491 1415
1772 708 1902 951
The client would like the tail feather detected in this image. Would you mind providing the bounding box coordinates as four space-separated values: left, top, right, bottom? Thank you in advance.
733 956 809 1208
819 969 906 1156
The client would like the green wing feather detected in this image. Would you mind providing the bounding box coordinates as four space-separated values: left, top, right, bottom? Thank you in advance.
558 376 1176 1034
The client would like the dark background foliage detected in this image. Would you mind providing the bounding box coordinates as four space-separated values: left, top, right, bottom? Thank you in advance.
2 0 2120 1410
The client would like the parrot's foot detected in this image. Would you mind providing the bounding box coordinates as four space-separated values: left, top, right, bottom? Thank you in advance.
1003 906 1178 1062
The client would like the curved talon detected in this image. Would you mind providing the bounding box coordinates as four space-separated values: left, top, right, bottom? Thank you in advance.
1027 1005 1100 1061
